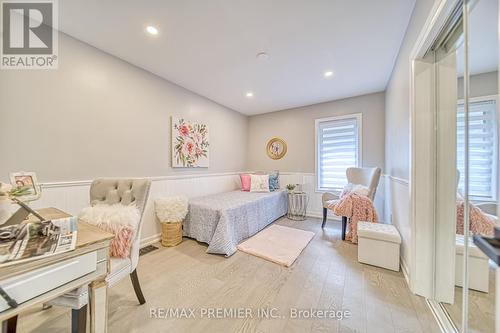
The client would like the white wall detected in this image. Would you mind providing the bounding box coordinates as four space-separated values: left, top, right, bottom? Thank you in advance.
247 92 386 218
0 33 248 183
247 92 385 173
0 27 398 245
0 31 389 245
457 71 498 99
384 0 437 277
0 32 250 243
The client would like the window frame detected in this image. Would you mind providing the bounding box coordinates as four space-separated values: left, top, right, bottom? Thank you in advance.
456 94 498 202
315 113 363 193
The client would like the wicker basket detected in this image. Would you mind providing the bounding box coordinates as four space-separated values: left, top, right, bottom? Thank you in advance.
161 222 183 247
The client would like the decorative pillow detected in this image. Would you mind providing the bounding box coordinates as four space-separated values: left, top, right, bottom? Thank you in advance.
255 170 280 191
268 170 280 191
240 174 251 191
250 174 270 192
340 183 370 198
80 204 140 258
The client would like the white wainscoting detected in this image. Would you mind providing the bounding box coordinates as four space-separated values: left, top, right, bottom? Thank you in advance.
279 172 385 222
383 175 410 283
279 173 325 219
30 171 387 248
31 172 242 247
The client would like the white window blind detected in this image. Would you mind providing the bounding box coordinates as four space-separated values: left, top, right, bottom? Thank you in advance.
457 99 497 200
316 115 361 190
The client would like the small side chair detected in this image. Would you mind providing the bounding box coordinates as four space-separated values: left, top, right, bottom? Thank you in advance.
322 167 381 239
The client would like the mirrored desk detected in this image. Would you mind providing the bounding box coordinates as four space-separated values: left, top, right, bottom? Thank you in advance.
0 208 114 333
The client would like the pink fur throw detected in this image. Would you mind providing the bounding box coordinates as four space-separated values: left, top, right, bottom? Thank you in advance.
327 192 378 244
456 200 495 237
80 204 140 258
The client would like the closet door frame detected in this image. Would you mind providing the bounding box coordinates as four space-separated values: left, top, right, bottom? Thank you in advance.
410 0 462 301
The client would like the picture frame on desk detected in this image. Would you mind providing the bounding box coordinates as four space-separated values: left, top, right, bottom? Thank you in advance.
9 171 41 202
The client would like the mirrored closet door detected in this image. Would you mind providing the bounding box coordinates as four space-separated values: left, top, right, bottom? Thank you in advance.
431 0 499 332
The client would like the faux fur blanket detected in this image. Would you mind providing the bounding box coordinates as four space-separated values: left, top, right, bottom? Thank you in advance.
456 200 495 237
80 204 140 258
327 192 378 244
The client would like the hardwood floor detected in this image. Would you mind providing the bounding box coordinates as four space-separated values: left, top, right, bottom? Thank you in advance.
16 217 440 333
443 264 496 333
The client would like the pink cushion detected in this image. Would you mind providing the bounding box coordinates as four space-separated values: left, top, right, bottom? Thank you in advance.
240 174 251 191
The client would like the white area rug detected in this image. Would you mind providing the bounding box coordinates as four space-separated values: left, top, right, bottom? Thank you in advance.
237 225 315 267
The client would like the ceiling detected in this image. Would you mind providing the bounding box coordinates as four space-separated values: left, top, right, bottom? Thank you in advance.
59 0 416 115
451 0 497 77
469 0 498 75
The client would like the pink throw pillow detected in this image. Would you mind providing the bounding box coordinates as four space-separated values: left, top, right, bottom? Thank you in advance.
240 174 251 191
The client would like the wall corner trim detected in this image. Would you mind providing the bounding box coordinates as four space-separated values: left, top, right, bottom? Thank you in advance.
384 174 410 186
40 171 243 188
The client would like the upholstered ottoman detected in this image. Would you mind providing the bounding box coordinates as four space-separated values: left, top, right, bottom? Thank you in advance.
455 235 489 292
357 222 401 271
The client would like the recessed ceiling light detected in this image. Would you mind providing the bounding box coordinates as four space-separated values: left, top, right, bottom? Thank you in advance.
256 52 269 60
246 92 254 98
146 26 158 35
324 71 334 77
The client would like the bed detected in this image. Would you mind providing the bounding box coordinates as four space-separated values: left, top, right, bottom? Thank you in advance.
183 190 288 256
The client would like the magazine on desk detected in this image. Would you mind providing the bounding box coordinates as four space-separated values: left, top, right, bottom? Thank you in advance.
0 216 78 268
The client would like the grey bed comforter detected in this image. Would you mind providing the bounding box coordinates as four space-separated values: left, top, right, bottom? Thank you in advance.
183 190 288 256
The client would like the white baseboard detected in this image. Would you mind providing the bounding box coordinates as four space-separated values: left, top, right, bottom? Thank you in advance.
140 233 161 247
401 257 410 286
306 211 341 222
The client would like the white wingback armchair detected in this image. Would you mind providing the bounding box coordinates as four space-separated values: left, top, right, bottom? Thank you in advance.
48 178 151 333
322 167 381 239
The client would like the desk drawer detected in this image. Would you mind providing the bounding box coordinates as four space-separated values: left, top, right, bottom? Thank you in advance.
0 251 97 312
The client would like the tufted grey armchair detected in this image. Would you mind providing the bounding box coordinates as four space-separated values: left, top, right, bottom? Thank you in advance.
321 167 381 239
49 178 151 333
89 179 151 277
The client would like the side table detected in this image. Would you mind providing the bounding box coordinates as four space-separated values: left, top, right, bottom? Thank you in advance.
287 192 308 221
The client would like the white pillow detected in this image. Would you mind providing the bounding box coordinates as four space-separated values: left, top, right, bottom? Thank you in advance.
250 174 270 192
342 183 370 197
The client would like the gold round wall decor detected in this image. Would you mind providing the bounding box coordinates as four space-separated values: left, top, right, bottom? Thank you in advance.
266 137 287 160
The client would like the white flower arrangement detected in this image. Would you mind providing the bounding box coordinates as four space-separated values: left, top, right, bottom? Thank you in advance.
154 196 188 223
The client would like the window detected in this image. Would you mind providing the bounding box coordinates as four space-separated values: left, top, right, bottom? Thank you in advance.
315 114 362 191
457 97 498 201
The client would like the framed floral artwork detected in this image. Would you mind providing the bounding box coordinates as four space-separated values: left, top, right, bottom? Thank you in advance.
172 117 209 168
